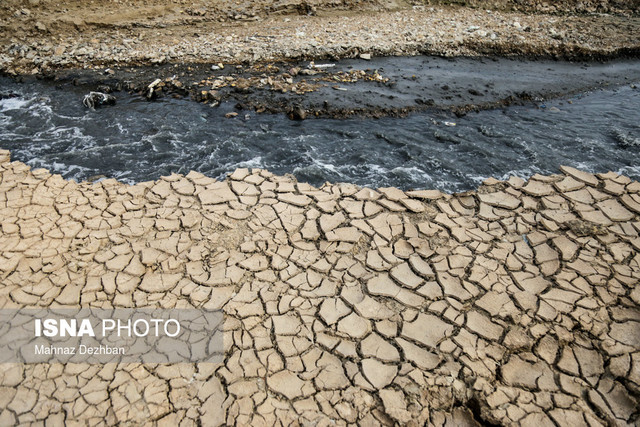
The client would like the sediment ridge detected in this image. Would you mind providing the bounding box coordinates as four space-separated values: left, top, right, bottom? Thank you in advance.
0 148 638 425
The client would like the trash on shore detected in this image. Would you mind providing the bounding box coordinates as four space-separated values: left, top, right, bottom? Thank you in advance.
309 61 335 69
147 78 162 99
444 121 456 127
333 86 348 91
82 92 116 110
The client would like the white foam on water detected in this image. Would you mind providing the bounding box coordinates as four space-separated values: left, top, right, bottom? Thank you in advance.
0 97 29 111
293 157 346 181
234 156 263 168
24 160 90 181
389 166 433 183
468 174 490 185
612 128 640 147
113 122 129 135
617 164 640 177
66 141 131 155
568 161 595 174
18 98 54 120
363 163 388 175
308 158 342 176
139 130 181 152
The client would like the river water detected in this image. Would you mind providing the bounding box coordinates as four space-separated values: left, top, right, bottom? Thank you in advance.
1 71 639 192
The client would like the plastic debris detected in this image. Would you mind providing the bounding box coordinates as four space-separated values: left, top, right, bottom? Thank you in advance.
82 92 116 110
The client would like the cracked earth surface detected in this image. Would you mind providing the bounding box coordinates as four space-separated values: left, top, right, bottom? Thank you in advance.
0 148 639 425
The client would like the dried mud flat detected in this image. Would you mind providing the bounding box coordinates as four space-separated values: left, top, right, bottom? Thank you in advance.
1 0 640 425
0 148 639 425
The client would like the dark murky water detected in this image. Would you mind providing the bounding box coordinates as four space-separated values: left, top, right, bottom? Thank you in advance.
1 74 639 192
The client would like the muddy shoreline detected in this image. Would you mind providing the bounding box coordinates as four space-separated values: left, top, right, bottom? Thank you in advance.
5 54 640 119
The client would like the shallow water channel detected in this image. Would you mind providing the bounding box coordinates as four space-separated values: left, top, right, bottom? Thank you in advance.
1 61 639 192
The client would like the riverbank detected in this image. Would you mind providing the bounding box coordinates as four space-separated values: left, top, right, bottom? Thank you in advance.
2 1 639 119
2 2 639 78
0 148 638 424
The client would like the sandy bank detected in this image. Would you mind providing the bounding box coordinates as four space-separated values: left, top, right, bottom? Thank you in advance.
0 148 638 424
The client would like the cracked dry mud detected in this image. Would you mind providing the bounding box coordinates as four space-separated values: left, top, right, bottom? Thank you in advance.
0 148 639 425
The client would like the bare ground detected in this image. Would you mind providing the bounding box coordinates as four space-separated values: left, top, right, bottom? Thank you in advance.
1 0 639 76
1 2 640 425
0 148 639 425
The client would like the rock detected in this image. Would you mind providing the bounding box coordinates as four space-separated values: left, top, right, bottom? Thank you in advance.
287 104 306 121
298 2 316 15
147 78 163 98
0 92 19 101
360 53 371 60
148 78 162 88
